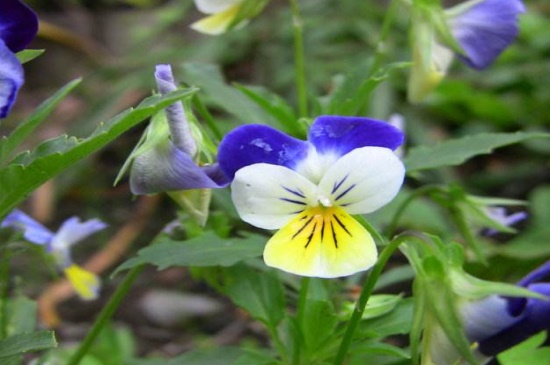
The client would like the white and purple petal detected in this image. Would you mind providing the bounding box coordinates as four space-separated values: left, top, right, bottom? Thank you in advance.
0 0 38 53
0 40 24 118
317 147 405 215
449 0 525 70
1 209 54 245
217 124 309 179
231 163 317 230
130 141 229 194
308 116 404 157
49 216 106 266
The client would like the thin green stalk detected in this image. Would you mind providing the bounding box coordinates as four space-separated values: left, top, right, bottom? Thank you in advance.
289 0 308 118
193 95 223 141
0 251 11 339
332 236 406 365
66 265 144 365
369 0 400 76
292 276 310 365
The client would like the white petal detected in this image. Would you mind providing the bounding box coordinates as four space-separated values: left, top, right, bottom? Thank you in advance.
193 0 241 14
318 147 405 214
231 163 317 230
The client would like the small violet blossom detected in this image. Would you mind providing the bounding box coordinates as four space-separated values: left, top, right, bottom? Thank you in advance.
482 206 527 236
408 0 525 102
0 0 38 118
217 116 405 278
128 64 229 194
1 209 107 300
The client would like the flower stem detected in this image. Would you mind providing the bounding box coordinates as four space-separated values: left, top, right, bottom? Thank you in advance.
0 251 11 339
289 0 308 118
66 265 144 365
193 94 223 142
291 276 310 365
332 237 405 365
369 0 400 76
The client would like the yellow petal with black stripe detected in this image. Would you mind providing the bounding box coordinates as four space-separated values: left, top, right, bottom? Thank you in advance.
263 206 377 278
64 264 101 300
190 3 241 35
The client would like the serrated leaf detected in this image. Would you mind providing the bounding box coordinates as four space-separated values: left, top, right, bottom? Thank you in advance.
404 132 550 172
0 79 81 164
0 331 57 358
115 231 266 273
0 88 197 219
222 264 286 329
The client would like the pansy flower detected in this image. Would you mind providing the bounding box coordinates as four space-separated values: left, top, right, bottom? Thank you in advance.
190 0 269 35
408 0 525 102
217 116 405 278
1 209 107 300
0 0 38 118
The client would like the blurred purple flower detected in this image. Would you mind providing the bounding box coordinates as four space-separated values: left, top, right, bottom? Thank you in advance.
0 0 38 118
1 209 106 300
482 207 528 236
449 0 525 70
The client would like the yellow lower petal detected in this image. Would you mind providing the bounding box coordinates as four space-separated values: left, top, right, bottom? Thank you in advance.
64 264 101 300
263 206 377 278
190 4 242 35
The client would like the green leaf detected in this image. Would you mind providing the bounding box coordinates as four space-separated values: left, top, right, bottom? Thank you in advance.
115 231 266 273
301 299 338 359
498 332 550 365
358 298 414 339
221 264 286 329
0 331 57 358
322 61 409 116
16 49 45 64
0 88 197 219
234 83 302 136
404 132 550 172
181 63 277 126
0 79 82 164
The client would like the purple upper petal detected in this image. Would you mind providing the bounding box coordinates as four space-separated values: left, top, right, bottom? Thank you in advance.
449 0 525 70
0 40 24 118
308 116 404 156
217 124 309 180
130 141 230 194
1 209 54 245
0 0 38 53
505 259 550 316
53 217 107 248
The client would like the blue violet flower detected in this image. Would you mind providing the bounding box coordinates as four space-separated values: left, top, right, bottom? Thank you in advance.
1 209 107 300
